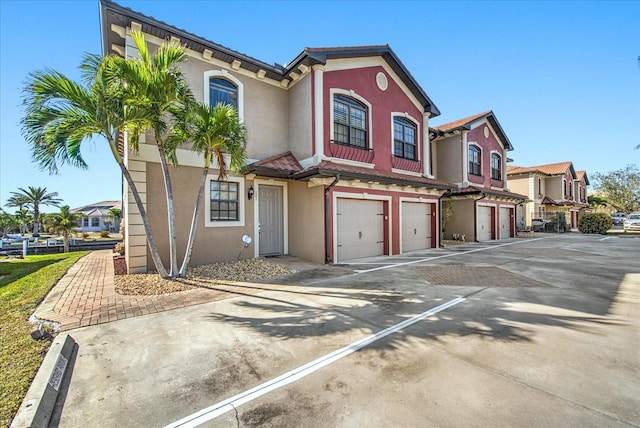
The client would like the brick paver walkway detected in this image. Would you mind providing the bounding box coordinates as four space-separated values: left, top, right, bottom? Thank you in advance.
34 250 292 331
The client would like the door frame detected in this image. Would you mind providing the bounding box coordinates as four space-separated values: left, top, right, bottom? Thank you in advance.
253 179 288 258
333 192 392 263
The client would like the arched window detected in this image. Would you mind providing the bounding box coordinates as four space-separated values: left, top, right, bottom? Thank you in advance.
469 145 481 176
333 95 367 148
209 78 238 109
490 152 502 180
393 117 417 160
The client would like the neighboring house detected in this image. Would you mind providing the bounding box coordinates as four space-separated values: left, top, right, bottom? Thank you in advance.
71 201 121 233
430 111 526 242
507 162 589 229
101 0 455 273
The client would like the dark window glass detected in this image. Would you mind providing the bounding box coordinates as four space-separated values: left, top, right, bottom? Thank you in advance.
469 145 481 176
210 78 238 108
393 117 417 160
491 153 501 180
333 95 367 148
210 181 239 221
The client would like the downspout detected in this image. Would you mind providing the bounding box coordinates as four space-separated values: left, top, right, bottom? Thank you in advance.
473 192 487 242
438 189 453 247
515 199 526 234
325 174 340 264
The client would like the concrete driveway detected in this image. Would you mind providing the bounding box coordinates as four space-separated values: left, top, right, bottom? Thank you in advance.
52 234 639 427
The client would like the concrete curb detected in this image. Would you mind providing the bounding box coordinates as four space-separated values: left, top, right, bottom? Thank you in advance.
11 334 76 428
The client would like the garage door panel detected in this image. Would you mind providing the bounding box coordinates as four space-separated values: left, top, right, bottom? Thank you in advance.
477 206 493 241
337 199 384 261
500 207 512 240
402 202 433 252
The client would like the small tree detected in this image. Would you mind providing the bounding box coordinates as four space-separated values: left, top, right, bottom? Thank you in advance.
592 164 640 213
8 187 61 236
44 205 83 252
0 210 17 237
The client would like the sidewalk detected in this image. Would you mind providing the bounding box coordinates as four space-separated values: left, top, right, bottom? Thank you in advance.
35 250 314 331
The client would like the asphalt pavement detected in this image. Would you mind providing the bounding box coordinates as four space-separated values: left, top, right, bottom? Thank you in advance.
51 234 640 427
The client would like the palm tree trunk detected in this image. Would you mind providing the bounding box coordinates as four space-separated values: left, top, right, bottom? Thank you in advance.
156 146 179 278
119 162 170 278
178 165 208 276
63 232 69 253
33 203 40 236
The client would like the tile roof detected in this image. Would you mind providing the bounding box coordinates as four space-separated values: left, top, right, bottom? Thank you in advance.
247 151 303 176
507 161 575 176
432 110 493 132
431 110 513 151
576 170 590 185
294 161 454 190
450 186 527 201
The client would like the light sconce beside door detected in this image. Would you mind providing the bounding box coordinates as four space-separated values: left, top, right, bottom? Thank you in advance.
248 185 254 200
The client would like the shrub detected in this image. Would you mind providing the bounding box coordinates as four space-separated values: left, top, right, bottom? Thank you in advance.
82 232 90 239
578 212 612 234
114 242 125 255
99 230 110 238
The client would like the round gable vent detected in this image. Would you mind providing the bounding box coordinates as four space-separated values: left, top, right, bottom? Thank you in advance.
376 72 388 91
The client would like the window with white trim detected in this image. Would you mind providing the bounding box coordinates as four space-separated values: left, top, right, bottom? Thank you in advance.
393 117 417 160
491 153 501 180
210 180 239 221
469 145 481 176
333 95 367 148
205 175 245 227
209 78 238 109
91 218 100 227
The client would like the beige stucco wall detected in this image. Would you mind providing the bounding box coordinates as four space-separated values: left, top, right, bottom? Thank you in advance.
546 176 563 200
288 181 325 263
288 76 313 160
443 198 475 241
183 59 289 160
508 176 530 198
435 135 463 184
145 163 256 268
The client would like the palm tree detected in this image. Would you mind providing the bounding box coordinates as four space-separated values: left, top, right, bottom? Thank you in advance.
110 31 193 277
8 187 61 236
13 208 32 234
44 205 83 252
0 209 17 238
21 45 170 276
105 207 122 232
172 102 247 276
5 194 29 234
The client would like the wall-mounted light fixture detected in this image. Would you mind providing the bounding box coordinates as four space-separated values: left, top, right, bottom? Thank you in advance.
248 185 254 200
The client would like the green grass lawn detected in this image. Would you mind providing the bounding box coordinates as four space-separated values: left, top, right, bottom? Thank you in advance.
0 252 89 427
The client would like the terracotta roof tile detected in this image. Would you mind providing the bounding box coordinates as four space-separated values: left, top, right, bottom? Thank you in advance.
432 110 493 132
450 186 526 200
248 151 303 175
507 161 574 176
294 161 454 190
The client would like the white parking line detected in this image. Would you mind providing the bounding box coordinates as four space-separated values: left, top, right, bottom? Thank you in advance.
599 237 611 241
165 296 470 428
353 238 544 274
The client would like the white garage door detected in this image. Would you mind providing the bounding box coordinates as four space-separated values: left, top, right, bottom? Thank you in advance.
499 207 512 240
336 199 384 261
477 206 493 241
402 202 433 252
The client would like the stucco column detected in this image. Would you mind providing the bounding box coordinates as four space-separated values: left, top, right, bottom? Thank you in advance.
461 130 469 186
422 113 432 177
313 65 325 161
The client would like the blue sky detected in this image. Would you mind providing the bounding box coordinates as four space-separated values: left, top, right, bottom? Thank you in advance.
1 0 638 211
